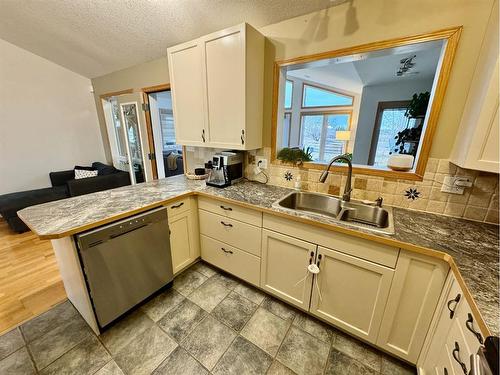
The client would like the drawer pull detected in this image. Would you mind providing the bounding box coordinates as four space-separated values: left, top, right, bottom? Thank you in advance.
171 202 184 209
220 221 233 227
466 313 484 345
220 205 233 211
444 368 448 375
221 247 233 254
202 129 206 142
447 293 461 319
452 341 468 374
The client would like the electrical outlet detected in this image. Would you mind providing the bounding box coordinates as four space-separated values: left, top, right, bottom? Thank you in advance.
256 158 268 169
440 176 465 194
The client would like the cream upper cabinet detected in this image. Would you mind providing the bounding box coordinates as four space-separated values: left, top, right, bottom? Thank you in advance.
167 39 207 146
377 250 449 363
167 23 264 149
261 229 316 311
167 198 200 274
450 1 499 173
310 246 394 344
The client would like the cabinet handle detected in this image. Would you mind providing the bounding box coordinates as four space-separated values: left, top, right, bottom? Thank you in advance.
316 254 322 268
220 221 233 227
221 247 233 254
220 205 232 211
447 293 461 319
202 129 206 143
444 368 448 375
170 202 184 209
465 313 484 345
241 130 245 145
309 251 315 264
452 342 468 374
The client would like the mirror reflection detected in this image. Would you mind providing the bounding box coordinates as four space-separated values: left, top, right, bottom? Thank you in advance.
276 39 446 171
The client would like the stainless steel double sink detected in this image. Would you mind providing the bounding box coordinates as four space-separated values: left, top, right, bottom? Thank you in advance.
276 191 395 235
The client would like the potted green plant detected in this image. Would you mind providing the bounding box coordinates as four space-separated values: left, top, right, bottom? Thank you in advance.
405 91 430 118
277 147 313 166
391 91 430 155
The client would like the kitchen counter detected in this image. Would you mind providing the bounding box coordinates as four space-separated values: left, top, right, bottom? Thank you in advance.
18 175 499 336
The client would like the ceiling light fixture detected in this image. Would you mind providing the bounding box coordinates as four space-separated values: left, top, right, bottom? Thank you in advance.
397 55 417 76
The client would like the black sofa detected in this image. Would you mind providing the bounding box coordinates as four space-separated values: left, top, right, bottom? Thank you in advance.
0 162 130 233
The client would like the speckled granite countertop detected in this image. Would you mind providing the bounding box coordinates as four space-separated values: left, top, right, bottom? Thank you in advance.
18 175 499 336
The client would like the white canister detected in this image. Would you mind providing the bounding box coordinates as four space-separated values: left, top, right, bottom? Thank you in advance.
387 154 415 171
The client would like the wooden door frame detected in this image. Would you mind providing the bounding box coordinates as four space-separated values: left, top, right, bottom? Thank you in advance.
141 83 187 178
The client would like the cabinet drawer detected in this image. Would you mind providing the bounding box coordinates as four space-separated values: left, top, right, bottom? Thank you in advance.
199 209 262 256
445 319 474 375
198 196 262 227
166 197 191 217
200 234 260 286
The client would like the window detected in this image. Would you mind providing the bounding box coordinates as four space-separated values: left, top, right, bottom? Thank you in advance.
282 113 291 147
284 80 293 109
302 84 353 107
300 113 350 162
369 102 417 168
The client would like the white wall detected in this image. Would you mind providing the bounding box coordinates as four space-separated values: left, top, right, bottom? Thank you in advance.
0 39 106 194
352 79 434 165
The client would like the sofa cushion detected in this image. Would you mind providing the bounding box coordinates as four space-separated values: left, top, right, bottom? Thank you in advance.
92 162 118 176
0 186 68 218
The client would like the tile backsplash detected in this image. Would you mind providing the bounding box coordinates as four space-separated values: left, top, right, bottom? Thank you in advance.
185 146 499 224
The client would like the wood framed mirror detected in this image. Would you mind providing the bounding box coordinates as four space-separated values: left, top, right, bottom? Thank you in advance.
271 27 462 180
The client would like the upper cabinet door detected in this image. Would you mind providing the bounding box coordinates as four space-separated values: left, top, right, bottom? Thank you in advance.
309 246 394 344
450 1 499 173
167 23 264 150
167 40 207 146
203 26 245 147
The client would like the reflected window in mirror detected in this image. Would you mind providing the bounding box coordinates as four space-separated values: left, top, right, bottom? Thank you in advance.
272 28 463 178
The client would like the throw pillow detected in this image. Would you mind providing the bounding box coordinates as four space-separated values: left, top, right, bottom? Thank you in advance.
92 162 117 176
74 169 98 179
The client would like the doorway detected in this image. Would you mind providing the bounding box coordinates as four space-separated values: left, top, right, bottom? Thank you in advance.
101 91 153 184
142 86 184 179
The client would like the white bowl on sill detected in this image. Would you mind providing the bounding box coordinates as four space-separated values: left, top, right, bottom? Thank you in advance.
387 154 414 171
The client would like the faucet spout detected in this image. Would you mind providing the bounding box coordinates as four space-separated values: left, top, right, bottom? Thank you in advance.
318 155 353 202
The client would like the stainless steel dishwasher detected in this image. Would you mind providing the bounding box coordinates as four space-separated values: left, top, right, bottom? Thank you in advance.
76 207 173 328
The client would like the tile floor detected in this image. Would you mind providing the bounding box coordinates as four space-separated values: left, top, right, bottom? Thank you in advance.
0 261 417 375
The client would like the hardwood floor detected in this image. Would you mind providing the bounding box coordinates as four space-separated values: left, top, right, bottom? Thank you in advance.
0 219 66 335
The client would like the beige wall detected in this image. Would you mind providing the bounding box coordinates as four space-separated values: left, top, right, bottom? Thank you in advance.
0 38 105 194
91 0 495 162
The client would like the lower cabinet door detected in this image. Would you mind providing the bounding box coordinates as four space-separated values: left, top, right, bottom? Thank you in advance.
260 229 316 310
376 250 449 363
309 246 394 343
169 210 198 274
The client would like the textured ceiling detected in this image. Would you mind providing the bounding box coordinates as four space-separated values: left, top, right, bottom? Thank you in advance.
0 0 336 78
